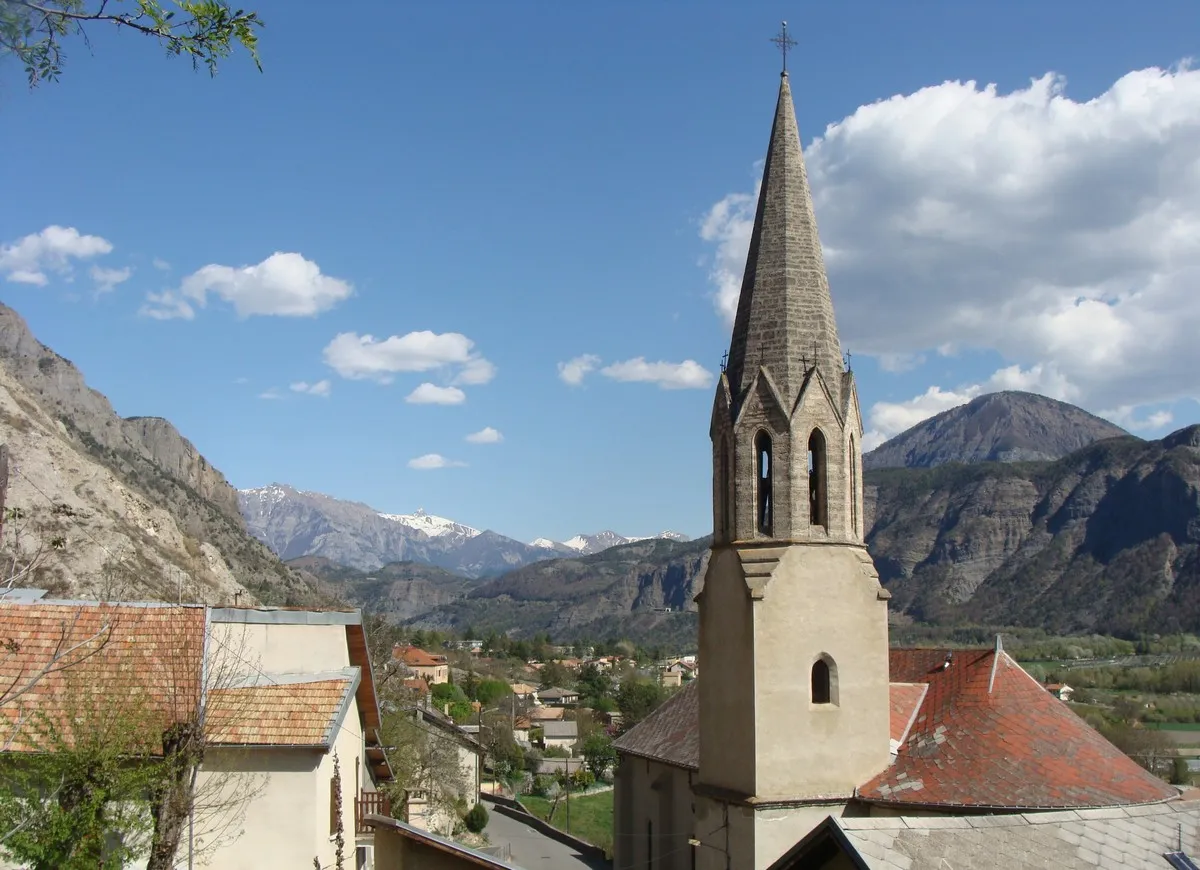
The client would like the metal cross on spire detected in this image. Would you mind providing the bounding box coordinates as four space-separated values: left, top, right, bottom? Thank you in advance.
770 21 797 74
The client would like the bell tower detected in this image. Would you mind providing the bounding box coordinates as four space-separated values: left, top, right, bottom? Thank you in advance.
695 48 892 870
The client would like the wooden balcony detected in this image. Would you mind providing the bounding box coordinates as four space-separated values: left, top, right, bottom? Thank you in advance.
355 790 392 835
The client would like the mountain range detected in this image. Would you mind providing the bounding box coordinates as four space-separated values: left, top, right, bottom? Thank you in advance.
0 303 317 606
238 483 688 577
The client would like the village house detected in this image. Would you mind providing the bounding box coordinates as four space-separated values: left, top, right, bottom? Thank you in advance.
508 681 539 701
537 720 579 754
399 705 482 837
1046 681 1075 701
0 595 392 870
536 686 579 707
393 643 449 684
612 63 1193 870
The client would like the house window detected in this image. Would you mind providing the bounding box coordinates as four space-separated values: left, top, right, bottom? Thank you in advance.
849 436 858 536
808 429 827 528
755 430 773 537
811 655 838 705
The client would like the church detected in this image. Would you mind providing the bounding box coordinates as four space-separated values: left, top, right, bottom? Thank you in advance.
612 59 1199 870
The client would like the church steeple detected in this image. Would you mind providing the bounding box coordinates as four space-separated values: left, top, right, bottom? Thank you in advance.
725 71 844 417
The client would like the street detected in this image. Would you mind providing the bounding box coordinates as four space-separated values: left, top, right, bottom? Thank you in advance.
483 804 610 870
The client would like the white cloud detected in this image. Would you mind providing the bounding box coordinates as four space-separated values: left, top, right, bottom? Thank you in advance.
234 376 249 385
408 453 467 470
862 363 1078 449
600 357 714 390
152 258 171 271
139 291 195 321
90 265 131 294
465 427 503 444
174 252 352 318
406 383 466 405
876 352 925 373
558 354 601 387
290 379 332 397
0 226 113 285
323 330 493 386
702 64 1200 418
258 388 283 400
1102 405 1175 432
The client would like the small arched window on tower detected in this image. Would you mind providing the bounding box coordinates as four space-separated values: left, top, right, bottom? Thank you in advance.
808 429 828 528
755 430 773 537
811 655 838 705
849 436 858 536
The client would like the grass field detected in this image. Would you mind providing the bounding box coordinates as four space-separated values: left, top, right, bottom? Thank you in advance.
519 790 614 857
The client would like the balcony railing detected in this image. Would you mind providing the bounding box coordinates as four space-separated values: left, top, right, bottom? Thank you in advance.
355 790 392 835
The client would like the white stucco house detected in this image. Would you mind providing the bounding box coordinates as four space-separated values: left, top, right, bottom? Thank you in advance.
0 595 392 870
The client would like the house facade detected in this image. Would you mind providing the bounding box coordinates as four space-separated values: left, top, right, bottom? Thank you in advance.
0 597 392 870
394 644 450 684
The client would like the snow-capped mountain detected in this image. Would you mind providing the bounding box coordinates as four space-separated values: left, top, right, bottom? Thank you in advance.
378 509 480 547
534 530 690 556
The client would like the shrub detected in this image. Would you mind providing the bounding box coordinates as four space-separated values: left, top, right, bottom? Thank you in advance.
464 802 489 834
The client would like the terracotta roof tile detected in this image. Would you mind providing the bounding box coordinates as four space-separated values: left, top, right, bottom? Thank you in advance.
207 676 355 747
858 648 1179 809
393 645 446 667
0 602 206 752
613 680 698 769
889 682 927 745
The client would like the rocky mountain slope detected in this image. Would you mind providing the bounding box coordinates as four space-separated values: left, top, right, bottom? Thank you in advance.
866 426 1200 635
288 556 485 623
240 483 688 574
0 303 317 605
864 391 1128 470
406 537 709 647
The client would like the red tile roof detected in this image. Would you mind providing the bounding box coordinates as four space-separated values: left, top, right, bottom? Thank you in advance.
614 647 1178 811
859 648 1178 810
0 602 206 752
207 677 354 746
393 645 447 667
889 682 927 745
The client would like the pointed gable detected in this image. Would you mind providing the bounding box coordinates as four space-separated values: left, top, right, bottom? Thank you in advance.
725 73 843 418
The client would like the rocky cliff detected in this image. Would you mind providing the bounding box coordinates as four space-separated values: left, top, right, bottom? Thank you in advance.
864 391 1129 470
0 303 317 604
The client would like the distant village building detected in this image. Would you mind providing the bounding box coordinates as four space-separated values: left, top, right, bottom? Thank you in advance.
393 643 449 684
1046 682 1075 701
612 63 1186 870
536 686 579 707
509 681 539 701
538 720 579 754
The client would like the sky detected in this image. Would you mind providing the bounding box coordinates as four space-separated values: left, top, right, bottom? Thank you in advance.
1 1 1198 544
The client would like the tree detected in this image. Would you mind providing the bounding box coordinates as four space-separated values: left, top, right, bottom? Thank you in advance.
0 0 263 88
463 802 488 834
615 678 663 732
576 664 612 707
539 662 573 690
1172 756 1191 786
381 711 469 826
580 733 617 781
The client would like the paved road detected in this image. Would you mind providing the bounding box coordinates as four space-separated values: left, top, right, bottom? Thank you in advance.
483 805 610 870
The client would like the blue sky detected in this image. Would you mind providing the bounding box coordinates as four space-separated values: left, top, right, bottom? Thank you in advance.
2 1 1199 543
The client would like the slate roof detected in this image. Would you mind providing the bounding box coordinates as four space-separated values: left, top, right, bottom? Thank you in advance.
777 801 1200 870
0 602 206 751
613 679 699 769
541 720 578 740
859 648 1178 809
206 671 358 747
615 648 1177 811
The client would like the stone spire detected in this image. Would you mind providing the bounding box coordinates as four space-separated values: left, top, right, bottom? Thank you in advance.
724 72 843 415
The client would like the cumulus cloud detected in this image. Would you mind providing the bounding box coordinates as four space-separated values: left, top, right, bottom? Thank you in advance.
861 363 1079 449
1101 406 1175 432
0 225 113 285
465 426 503 444
406 383 466 405
139 291 195 321
290 379 332 397
702 64 1200 422
323 330 493 387
600 357 714 390
90 265 131 294
173 252 352 318
558 354 601 387
408 453 467 470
